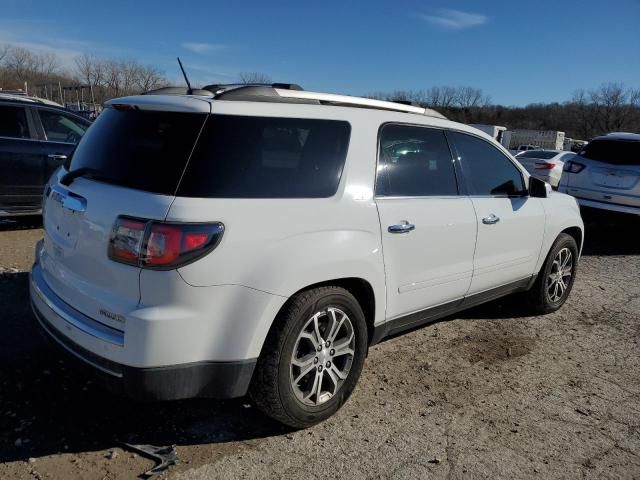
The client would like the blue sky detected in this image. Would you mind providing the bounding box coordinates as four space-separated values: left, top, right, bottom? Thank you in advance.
1 0 639 105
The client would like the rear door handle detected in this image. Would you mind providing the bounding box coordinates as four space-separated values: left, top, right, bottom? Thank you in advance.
482 214 500 225
388 221 415 234
47 154 68 160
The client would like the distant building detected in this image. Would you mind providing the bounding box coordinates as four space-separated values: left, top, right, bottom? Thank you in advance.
502 129 565 150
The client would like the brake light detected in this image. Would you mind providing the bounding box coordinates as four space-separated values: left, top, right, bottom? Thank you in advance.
109 218 146 265
563 160 586 173
145 224 182 266
534 162 556 170
108 217 224 269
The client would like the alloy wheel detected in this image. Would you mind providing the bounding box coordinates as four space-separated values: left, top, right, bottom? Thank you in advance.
547 247 573 302
290 307 355 406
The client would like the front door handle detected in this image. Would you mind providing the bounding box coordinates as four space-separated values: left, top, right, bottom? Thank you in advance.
388 221 415 234
482 214 500 225
47 154 68 160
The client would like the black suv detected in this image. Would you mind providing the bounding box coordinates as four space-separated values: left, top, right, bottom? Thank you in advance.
0 95 91 216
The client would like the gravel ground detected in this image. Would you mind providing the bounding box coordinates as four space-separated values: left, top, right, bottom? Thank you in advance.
0 209 639 479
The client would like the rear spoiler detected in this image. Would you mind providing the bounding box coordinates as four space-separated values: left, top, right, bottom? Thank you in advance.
105 95 211 113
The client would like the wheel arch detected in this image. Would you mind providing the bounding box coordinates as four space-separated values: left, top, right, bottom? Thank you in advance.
561 226 583 254
259 277 378 359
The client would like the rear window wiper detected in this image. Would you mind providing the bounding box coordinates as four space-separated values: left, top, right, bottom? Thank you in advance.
60 167 111 187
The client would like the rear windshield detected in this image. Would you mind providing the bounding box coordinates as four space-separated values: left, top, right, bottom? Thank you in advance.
69 108 207 195
517 151 557 159
177 115 351 198
579 139 640 165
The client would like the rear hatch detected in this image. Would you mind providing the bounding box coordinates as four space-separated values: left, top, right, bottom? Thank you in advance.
563 137 640 208
40 96 210 330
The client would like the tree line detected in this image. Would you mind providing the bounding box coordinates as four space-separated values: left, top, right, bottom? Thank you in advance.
366 84 640 140
1 44 638 139
0 44 167 104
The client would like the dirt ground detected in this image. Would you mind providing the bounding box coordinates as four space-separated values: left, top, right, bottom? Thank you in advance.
0 209 639 480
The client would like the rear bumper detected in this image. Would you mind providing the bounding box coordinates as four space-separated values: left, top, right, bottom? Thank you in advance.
571 196 640 216
30 263 256 400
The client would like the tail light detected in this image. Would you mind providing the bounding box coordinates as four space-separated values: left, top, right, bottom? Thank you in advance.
563 160 586 173
109 216 224 269
534 162 556 170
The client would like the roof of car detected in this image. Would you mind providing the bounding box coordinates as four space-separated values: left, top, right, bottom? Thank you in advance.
0 93 64 107
136 83 447 120
599 132 640 141
108 84 516 147
0 94 92 122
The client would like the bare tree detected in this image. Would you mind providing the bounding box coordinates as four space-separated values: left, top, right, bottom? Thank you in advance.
425 86 459 109
0 44 10 64
135 64 166 92
76 54 104 83
3 46 60 81
238 71 272 84
589 82 640 133
456 86 489 109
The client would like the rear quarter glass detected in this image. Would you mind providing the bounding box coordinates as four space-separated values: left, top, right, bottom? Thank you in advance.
68 109 207 195
176 115 351 198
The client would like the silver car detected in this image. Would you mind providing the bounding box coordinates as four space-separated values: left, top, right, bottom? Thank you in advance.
515 150 576 188
558 133 640 216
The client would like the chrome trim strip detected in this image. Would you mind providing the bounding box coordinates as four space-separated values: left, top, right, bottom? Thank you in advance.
375 195 463 200
0 134 75 145
31 302 123 378
30 265 125 346
0 208 42 216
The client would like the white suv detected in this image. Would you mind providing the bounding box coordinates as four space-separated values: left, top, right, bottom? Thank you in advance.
30 84 584 428
558 133 640 216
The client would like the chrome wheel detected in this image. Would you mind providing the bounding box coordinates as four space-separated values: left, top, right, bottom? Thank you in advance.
547 247 573 302
290 307 355 406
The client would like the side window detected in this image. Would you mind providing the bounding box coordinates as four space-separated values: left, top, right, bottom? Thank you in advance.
0 105 30 139
376 125 458 197
178 115 351 198
449 132 525 196
38 110 87 144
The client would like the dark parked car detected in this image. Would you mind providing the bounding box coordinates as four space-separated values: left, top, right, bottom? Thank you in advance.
0 95 91 216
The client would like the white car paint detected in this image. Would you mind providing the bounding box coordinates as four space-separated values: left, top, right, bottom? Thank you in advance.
30 90 584 397
515 150 576 187
558 133 640 216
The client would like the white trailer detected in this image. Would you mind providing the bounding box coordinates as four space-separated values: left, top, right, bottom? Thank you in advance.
504 129 565 151
469 124 507 144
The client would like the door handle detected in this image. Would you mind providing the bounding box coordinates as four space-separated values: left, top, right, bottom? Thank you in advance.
482 214 500 225
47 154 68 160
388 221 415 234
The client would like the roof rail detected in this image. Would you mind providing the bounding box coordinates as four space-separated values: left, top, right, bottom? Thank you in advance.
202 83 303 95
140 83 446 119
0 93 63 107
274 89 446 119
143 86 213 97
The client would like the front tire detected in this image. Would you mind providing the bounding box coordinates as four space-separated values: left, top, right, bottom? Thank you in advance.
249 286 368 428
526 233 578 314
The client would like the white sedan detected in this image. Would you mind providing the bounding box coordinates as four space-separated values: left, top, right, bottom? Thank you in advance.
515 150 576 188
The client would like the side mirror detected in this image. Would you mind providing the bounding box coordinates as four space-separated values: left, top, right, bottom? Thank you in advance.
529 176 548 198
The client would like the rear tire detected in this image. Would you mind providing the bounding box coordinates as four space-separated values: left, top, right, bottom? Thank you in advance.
526 233 578 314
249 286 367 428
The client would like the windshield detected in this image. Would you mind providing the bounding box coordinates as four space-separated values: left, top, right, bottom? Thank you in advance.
518 151 558 159
68 108 207 195
579 139 640 166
